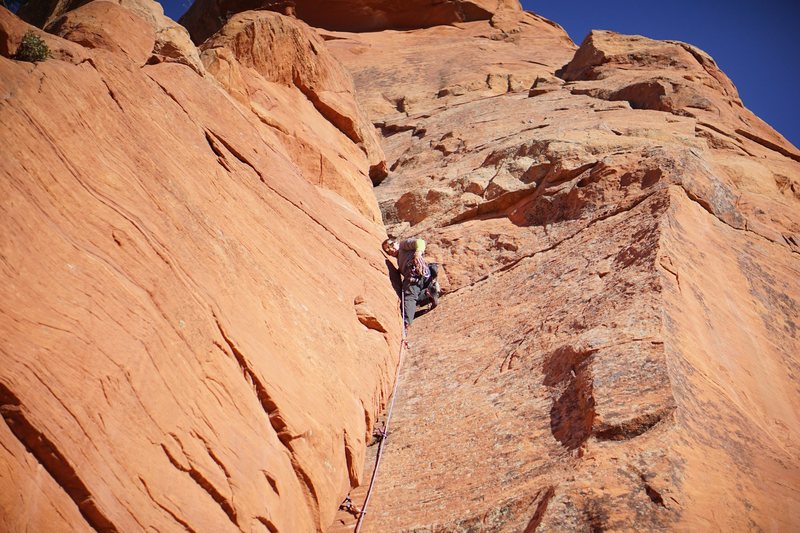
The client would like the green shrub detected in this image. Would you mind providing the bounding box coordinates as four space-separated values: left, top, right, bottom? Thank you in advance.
15 30 50 62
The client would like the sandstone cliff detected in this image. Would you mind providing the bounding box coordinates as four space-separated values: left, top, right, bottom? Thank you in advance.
319 5 800 531
1 2 400 531
2 0 799 531
180 0 524 44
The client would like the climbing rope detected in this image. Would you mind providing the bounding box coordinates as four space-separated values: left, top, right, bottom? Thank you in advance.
353 298 407 533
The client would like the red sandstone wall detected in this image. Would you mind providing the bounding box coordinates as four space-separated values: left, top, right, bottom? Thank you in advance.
0 3 399 531
2 0 799 530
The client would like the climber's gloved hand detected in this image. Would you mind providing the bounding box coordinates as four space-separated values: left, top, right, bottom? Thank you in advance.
413 253 426 274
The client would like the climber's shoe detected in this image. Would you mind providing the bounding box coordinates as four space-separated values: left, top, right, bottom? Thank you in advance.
427 280 440 309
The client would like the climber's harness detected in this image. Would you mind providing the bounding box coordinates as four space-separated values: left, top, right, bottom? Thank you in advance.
405 260 429 285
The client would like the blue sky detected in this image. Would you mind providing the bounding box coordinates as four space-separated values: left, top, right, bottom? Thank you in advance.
162 0 191 20
159 1 798 148
524 1 799 148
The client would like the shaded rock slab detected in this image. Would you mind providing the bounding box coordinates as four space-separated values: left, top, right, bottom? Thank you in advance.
1 6 400 532
181 0 525 45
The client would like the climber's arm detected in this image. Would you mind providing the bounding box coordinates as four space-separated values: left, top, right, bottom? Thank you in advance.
400 238 426 254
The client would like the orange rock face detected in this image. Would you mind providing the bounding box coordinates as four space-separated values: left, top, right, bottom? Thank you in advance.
18 0 205 73
1 4 399 532
200 10 387 220
323 11 800 533
3 1 799 532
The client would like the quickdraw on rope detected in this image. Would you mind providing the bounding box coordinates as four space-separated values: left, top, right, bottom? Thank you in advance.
353 297 408 533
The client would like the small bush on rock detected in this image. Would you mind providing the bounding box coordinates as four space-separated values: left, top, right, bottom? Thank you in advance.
15 30 50 62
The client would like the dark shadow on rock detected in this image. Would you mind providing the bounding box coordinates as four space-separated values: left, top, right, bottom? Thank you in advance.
385 258 401 296
414 306 432 319
542 345 597 450
550 372 595 450
542 345 595 386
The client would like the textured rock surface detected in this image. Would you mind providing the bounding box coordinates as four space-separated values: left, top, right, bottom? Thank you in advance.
19 0 205 73
1 5 399 532
181 0 524 45
325 10 800 533
321 8 574 120
3 0 800 531
200 10 387 211
46 1 156 65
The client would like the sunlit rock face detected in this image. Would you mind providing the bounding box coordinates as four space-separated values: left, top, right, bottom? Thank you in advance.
323 11 800 533
17 0 205 73
2 0 799 531
1 3 398 532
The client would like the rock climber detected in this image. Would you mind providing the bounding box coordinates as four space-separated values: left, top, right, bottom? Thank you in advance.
382 237 440 328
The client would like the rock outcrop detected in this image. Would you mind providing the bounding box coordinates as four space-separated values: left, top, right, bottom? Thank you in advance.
19 0 205 73
321 9 800 533
0 3 398 532
2 0 799 531
180 0 524 45
199 10 387 202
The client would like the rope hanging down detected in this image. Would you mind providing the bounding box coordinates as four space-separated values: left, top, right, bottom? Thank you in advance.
353 298 408 533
